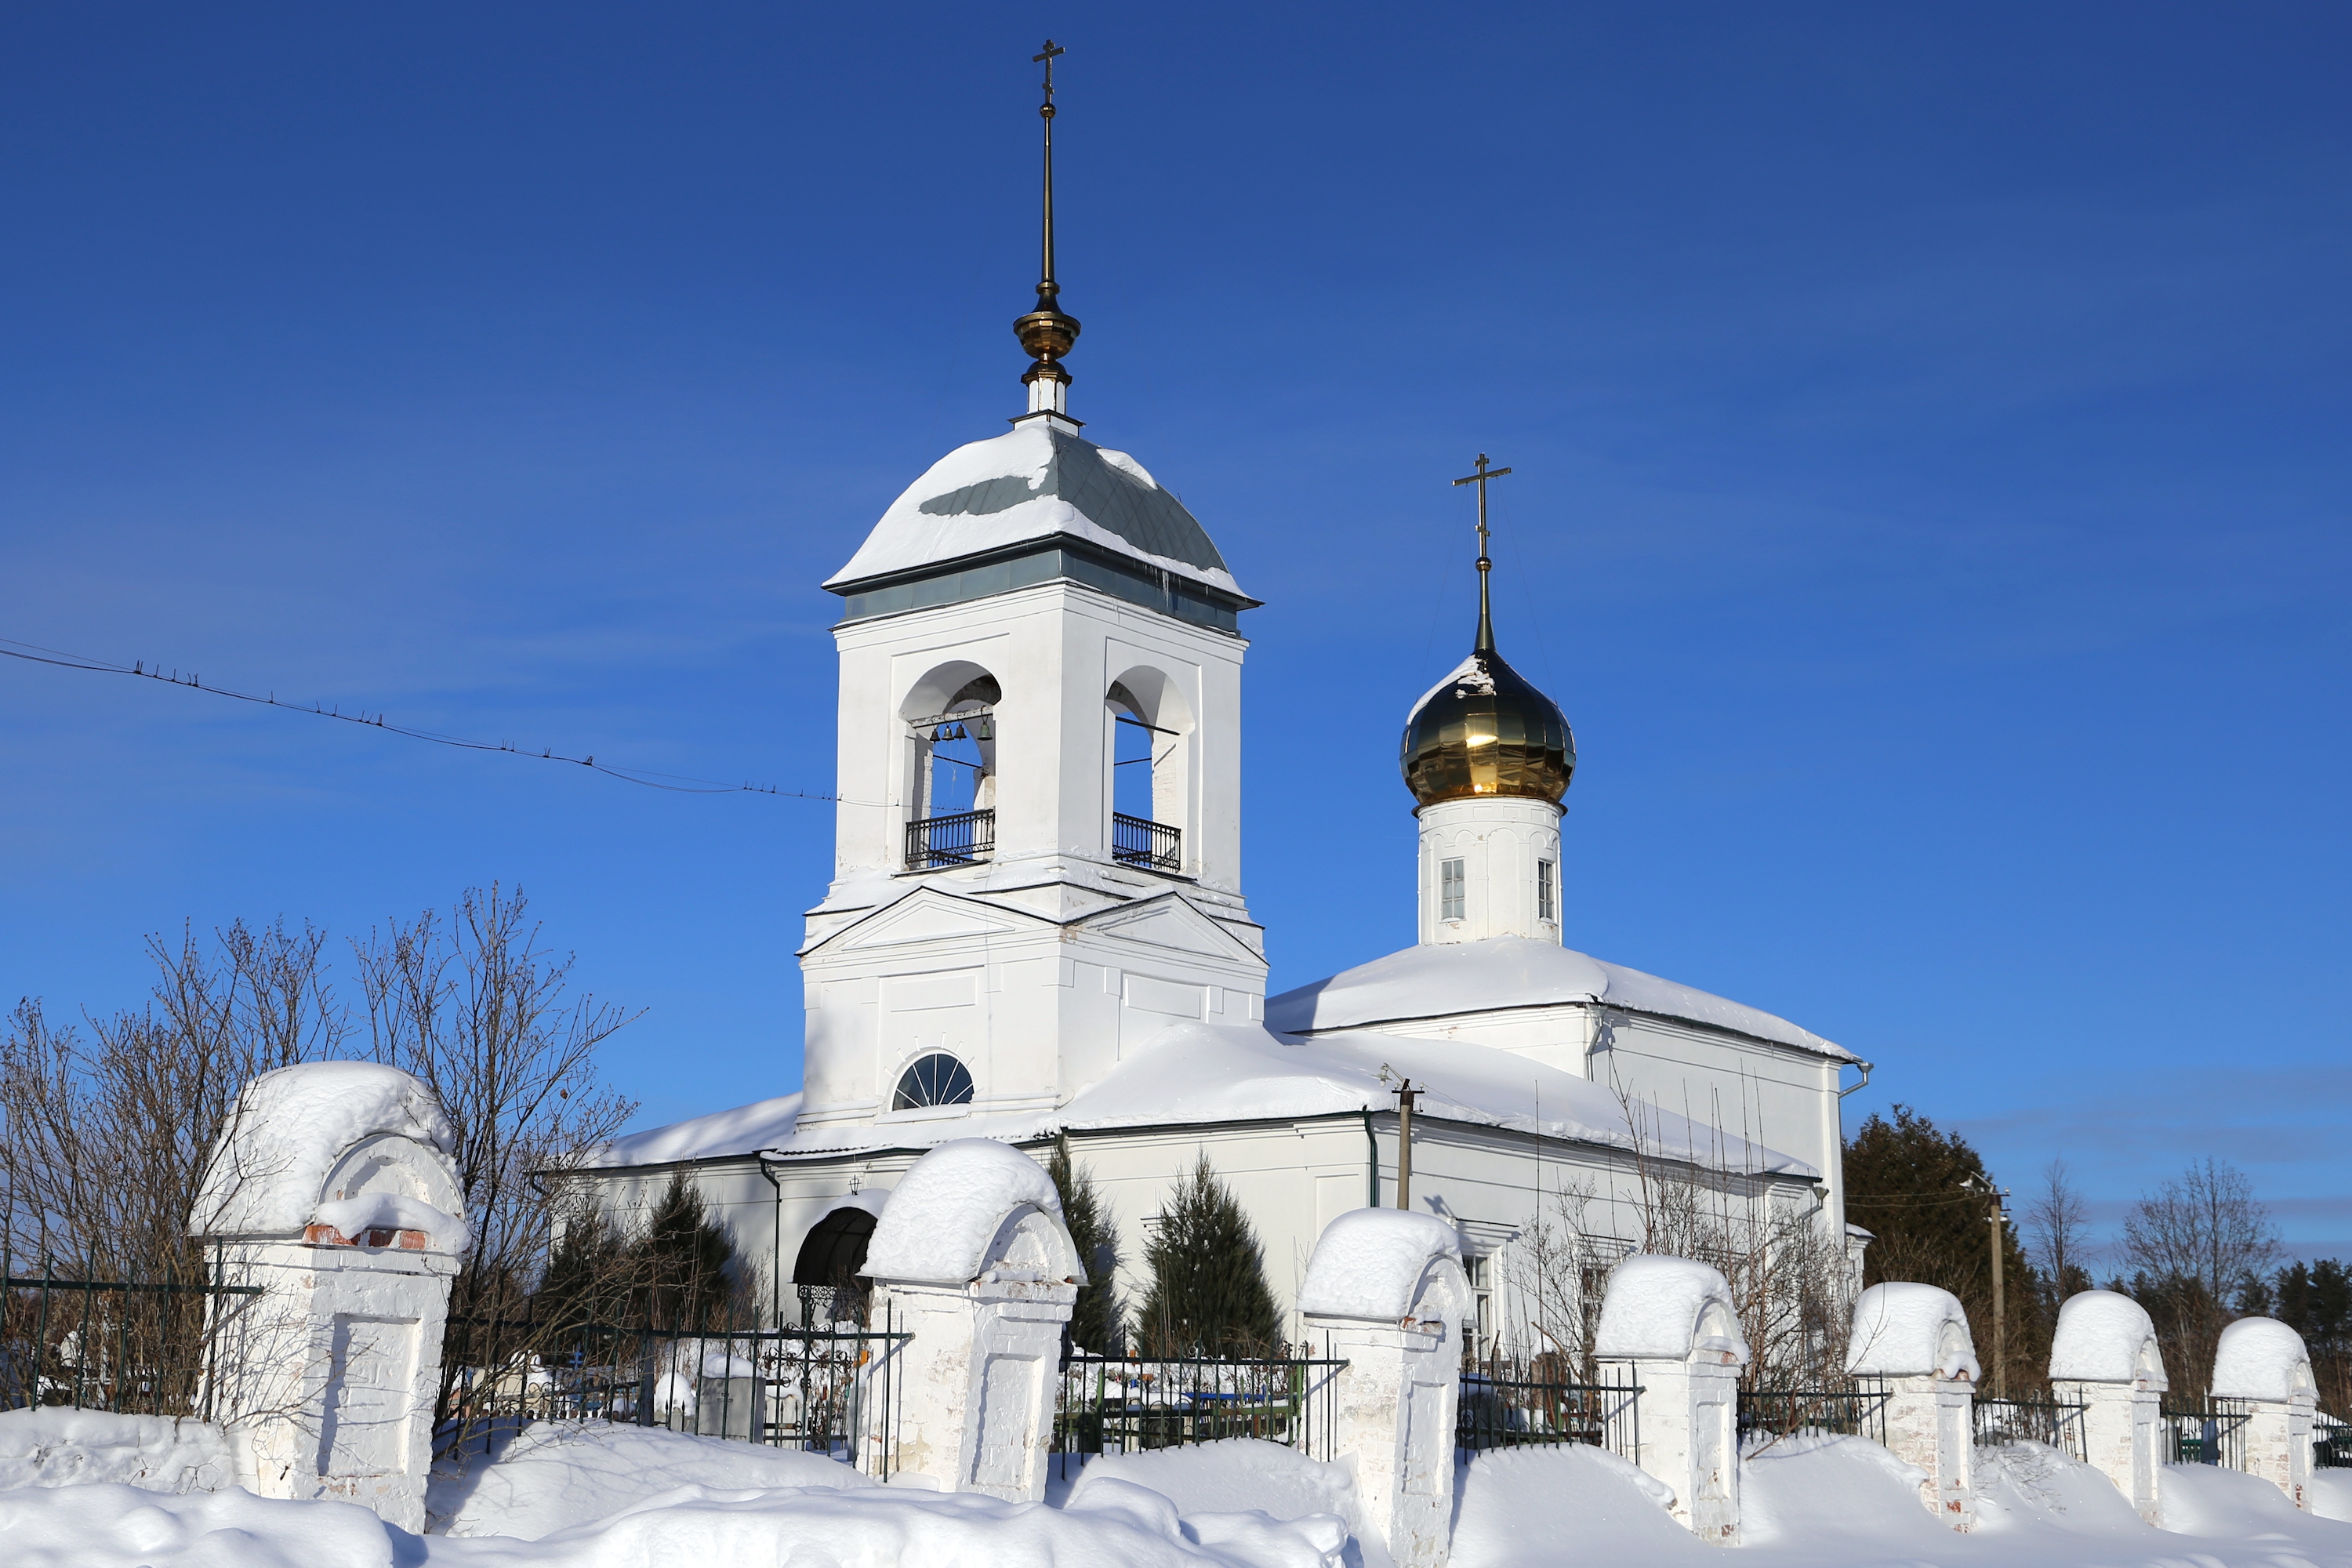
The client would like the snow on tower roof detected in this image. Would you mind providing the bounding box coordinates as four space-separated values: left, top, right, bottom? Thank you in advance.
191 1061 458 1239
826 419 1245 599
1846 1283 1980 1381
1296 1209 1465 1321
1594 1255 1750 1363
1265 936 1853 1062
2049 1290 2168 1388
2211 1317 2314 1403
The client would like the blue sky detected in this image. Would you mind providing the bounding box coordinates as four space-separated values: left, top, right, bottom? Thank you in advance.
3 4 2346 1264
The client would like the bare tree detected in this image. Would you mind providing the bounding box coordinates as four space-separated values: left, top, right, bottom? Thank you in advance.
354 884 640 1441
1613 1083 1856 1388
2120 1158 2279 1396
2026 1159 2092 1297
2 920 349 1413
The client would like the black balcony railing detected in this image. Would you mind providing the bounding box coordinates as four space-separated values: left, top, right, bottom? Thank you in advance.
905 808 994 869
1112 812 1181 873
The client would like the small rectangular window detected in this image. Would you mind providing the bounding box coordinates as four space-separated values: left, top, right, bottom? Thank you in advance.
1440 858 1465 922
1537 858 1555 922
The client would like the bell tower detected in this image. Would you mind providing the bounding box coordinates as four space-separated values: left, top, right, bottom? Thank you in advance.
793 43 1266 1140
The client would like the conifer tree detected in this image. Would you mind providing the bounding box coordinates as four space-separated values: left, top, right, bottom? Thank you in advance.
1137 1154 1282 1357
635 1169 737 1330
1048 1138 1125 1354
535 1205 630 1335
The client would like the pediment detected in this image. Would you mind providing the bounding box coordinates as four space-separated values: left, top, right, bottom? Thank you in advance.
825 888 1041 953
1076 894 1261 963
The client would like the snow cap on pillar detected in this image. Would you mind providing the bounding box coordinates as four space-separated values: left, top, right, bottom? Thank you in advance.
1847 1283 1980 1381
1298 1209 1467 1321
2049 1290 2168 1388
191 1061 466 1254
2212 1317 2315 1403
862 1138 1082 1286
1595 1255 1750 1364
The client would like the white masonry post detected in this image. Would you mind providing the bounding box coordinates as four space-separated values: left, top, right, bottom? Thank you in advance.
1297 1210 1472 1568
2048 1290 2168 1525
2212 1317 2318 1510
1846 1282 1978 1530
191 1062 470 1534
1593 1255 1749 1545
860 1139 1083 1500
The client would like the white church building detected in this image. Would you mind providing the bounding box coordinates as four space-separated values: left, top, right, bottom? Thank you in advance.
575 85 1871 1352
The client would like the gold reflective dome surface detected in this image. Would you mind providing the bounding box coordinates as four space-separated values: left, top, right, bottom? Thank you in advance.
1399 648 1574 808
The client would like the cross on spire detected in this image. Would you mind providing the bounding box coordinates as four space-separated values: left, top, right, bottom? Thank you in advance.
1013 40 1082 417
1451 453 1513 652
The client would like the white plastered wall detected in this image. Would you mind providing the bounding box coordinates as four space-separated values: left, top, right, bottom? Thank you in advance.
1417 796 1564 946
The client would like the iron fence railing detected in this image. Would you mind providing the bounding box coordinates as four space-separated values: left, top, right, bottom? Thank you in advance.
1111 813 1181 873
2 1252 261 1419
1457 1359 1641 1461
447 1309 909 1476
906 808 995 869
1737 1380 1890 1455
1973 1396 2089 1461
2318 1422 2351 1469
2161 1394 2254 1470
1051 1353 1346 1478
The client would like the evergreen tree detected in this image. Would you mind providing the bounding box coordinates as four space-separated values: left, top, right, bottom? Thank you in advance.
1137 1154 1282 1357
1048 1138 1125 1354
1845 1105 2040 1390
635 1170 737 1330
2273 1258 2352 1417
535 1206 630 1335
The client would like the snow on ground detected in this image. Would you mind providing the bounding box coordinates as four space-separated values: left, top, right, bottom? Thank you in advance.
1065 1439 1374 1566
2315 1472 2352 1523
429 1421 877 1538
9 1419 2352 1567
0 1407 236 1494
1451 1445 1705 1566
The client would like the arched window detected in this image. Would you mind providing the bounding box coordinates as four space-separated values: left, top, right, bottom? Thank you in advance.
893 1052 975 1111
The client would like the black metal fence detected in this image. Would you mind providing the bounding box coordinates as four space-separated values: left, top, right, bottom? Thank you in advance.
2318 1422 2351 1469
2 1254 260 1418
1973 1396 2089 1461
906 808 994 869
1051 1353 1346 1478
1738 1380 1890 1454
448 1310 909 1475
1457 1360 1642 1461
1111 812 1181 872
2161 1394 2254 1470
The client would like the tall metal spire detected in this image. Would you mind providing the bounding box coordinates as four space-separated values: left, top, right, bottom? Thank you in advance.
1014 39 1081 417
1451 453 1514 652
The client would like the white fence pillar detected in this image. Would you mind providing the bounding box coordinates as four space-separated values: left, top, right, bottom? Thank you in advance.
1847 1283 1978 1530
190 1062 469 1534
1298 1210 1472 1568
862 1139 1081 1501
2049 1290 2167 1525
1594 1255 1748 1544
2212 1317 2318 1510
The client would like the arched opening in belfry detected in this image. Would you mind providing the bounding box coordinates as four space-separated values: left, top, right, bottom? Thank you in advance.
902 670 1000 869
1106 677 1184 873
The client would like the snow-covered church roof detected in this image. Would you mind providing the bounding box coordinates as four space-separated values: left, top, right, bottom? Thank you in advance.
1266 936 1853 1061
587 1021 1817 1180
825 418 1247 601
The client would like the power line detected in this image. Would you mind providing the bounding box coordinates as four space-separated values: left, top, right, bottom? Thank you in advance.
0 633 851 804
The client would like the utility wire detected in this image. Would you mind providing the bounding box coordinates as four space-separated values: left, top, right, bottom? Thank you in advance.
0 633 855 804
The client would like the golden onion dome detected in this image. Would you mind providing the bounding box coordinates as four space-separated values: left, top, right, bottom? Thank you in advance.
1399 645 1575 808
